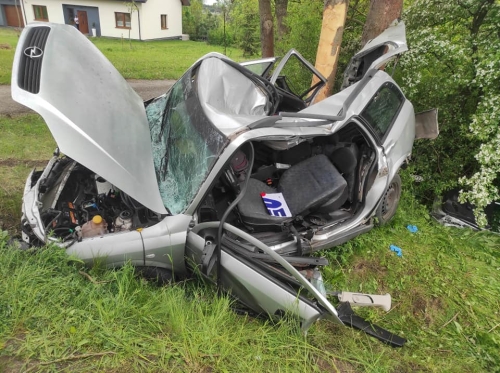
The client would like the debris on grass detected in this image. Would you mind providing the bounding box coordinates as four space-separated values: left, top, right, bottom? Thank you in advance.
407 225 418 233
390 244 403 257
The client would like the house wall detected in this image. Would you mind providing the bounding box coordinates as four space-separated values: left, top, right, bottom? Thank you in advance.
139 0 182 40
20 0 183 40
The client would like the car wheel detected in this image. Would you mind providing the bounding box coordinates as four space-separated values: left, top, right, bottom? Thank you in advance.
376 173 402 225
135 266 173 284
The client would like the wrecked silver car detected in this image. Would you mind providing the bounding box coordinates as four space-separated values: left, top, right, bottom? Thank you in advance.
13 21 437 346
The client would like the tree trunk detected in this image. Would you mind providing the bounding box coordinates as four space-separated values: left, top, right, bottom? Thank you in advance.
275 0 289 41
259 0 274 57
361 0 403 46
312 0 348 102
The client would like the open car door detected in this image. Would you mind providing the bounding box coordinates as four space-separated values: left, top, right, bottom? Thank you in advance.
185 221 407 346
185 221 342 331
269 49 327 107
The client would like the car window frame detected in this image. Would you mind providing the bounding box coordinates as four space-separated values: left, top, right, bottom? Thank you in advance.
359 81 405 143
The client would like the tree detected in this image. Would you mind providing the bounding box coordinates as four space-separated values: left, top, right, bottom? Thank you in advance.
361 0 403 45
275 0 289 41
228 0 260 56
258 0 274 57
125 0 139 46
399 0 500 226
312 0 349 102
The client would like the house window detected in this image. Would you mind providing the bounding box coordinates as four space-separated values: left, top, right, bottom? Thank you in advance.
115 12 131 29
33 5 48 21
161 14 168 30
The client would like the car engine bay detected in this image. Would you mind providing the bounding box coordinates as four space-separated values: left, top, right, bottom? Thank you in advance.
27 157 162 244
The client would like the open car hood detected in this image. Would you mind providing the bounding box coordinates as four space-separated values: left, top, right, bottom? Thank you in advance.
341 20 408 89
11 23 168 214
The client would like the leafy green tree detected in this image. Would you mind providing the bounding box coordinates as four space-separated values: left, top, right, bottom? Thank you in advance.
399 0 500 225
182 0 219 41
227 0 260 56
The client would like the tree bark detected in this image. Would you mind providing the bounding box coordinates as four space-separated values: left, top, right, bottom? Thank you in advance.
259 0 274 57
275 0 289 41
312 0 348 102
361 0 403 46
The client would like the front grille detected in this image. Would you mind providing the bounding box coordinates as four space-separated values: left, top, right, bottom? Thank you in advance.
18 26 50 94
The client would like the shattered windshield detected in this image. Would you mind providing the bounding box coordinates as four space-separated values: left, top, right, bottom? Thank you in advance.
145 69 228 214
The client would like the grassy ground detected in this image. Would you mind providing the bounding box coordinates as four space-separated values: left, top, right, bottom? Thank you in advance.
0 113 499 372
0 27 251 84
0 115 55 231
0 28 20 85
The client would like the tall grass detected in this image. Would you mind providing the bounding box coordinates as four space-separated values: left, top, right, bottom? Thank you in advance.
0 239 342 372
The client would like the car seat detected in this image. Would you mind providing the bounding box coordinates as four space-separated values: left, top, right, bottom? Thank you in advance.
238 154 348 230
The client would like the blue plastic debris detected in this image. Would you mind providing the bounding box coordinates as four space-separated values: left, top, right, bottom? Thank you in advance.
390 244 402 257
407 225 418 233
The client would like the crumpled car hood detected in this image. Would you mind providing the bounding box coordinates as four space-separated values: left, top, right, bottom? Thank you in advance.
11 23 168 214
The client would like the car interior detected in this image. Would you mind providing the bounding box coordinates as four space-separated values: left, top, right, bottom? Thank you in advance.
198 123 378 247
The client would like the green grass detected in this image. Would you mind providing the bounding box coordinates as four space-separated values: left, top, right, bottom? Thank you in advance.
0 244 336 372
92 38 249 81
0 114 55 231
0 28 252 84
0 115 56 160
0 28 21 85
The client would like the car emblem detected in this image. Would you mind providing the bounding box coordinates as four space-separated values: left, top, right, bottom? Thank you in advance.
24 46 44 59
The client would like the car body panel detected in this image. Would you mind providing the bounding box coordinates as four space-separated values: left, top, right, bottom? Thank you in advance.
196 56 269 136
342 20 407 89
186 221 343 328
66 230 145 267
415 109 439 139
354 20 407 71
141 215 191 275
11 23 167 214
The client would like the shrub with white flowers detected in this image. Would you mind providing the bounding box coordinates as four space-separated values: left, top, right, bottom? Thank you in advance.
399 0 500 226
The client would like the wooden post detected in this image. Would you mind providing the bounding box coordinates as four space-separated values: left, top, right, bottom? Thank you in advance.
312 0 348 103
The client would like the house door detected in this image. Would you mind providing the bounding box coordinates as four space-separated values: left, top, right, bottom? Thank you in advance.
77 11 89 34
4 5 25 27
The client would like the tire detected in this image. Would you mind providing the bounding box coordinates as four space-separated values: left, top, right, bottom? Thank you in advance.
134 266 173 284
376 173 402 226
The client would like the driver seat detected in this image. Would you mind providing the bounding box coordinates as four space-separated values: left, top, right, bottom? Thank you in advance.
238 154 348 230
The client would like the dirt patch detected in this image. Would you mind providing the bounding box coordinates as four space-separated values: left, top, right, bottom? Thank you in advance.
0 159 49 168
0 355 30 373
0 43 12 50
316 357 358 372
352 258 388 279
410 290 443 326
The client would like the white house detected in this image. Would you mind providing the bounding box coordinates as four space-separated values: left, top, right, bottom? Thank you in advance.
0 0 190 40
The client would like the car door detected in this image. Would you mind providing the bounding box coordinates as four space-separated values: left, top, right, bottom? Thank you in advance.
270 49 327 105
184 222 343 330
359 81 414 182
